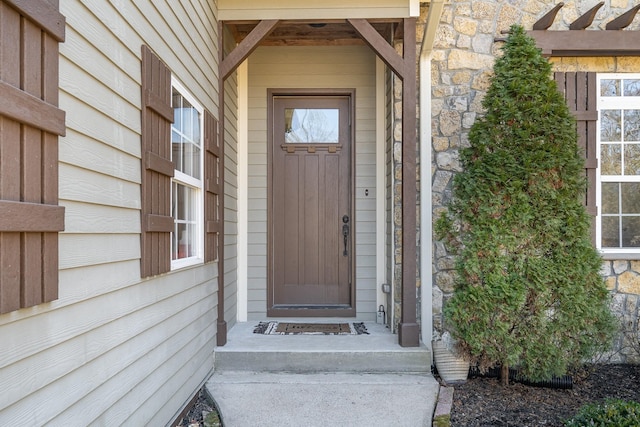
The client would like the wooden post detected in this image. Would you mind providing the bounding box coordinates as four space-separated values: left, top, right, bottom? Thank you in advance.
217 20 279 346
398 18 420 347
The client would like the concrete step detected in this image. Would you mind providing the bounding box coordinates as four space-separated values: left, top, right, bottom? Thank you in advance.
205 371 439 427
214 322 432 373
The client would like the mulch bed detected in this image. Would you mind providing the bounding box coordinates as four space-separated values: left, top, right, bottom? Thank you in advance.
449 364 640 426
175 388 221 427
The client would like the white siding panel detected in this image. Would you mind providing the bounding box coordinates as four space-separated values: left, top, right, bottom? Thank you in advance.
1 280 214 421
0 266 215 378
59 163 141 208
60 56 140 134
95 309 214 425
60 130 140 184
247 45 377 319
59 91 141 158
58 261 142 303
61 201 139 234
0 0 221 425
61 3 142 83
61 26 141 109
124 334 215 425
59 234 140 269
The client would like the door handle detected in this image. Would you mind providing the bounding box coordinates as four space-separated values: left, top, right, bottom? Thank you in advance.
342 215 350 257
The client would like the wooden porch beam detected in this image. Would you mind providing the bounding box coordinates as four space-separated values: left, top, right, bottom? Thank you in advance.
528 30 640 56
220 19 279 80
347 19 406 80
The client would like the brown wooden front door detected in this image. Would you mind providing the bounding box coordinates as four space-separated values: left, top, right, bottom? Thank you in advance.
268 92 354 317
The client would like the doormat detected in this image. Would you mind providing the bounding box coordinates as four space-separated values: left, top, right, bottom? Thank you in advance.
253 322 369 335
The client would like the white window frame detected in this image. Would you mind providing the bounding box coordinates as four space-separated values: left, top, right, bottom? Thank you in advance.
171 77 204 270
596 73 640 256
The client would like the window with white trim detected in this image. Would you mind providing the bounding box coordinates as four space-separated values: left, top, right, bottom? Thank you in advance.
171 78 204 268
597 74 640 253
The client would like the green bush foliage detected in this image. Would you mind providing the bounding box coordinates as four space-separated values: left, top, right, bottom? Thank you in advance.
564 399 640 427
435 25 616 383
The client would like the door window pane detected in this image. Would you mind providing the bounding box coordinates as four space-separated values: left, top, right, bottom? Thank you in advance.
284 108 339 143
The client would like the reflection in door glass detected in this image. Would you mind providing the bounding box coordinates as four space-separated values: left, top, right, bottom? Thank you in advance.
284 108 339 143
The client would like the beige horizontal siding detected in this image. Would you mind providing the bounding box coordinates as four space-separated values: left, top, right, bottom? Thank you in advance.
0 0 222 425
223 30 240 329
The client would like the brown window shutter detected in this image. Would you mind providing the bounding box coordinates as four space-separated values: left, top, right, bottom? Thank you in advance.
204 110 221 263
140 45 173 277
554 72 598 245
0 0 66 314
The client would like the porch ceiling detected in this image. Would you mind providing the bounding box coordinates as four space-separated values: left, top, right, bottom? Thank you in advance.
224 20 404 46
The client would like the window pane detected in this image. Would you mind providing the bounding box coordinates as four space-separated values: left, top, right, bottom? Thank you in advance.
621 217 640 247
601 79 620 97
601 144 621 175
601 110 621 142
621 183 640 214
601 182 619 214
623 79 640 96
172 89 202 179
284 108 339 143
601 216 620 248
624 110 640 142
172 182 197 260
624 144 640 175
174 222 186 260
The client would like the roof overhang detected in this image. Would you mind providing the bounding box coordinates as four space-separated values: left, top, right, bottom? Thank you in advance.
223 19 407 46
218 0 420 21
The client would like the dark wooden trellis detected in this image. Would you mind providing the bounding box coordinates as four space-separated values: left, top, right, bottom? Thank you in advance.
528 2 640 56
523 3 640 244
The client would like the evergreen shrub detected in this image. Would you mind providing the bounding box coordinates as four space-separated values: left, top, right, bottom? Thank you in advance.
435 25 616 384
564 399 640 427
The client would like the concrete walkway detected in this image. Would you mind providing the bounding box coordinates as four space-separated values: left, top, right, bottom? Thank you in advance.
204 322 440 426
206 371 439 427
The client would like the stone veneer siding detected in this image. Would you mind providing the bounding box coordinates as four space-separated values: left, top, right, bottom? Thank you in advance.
431 0 640 362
